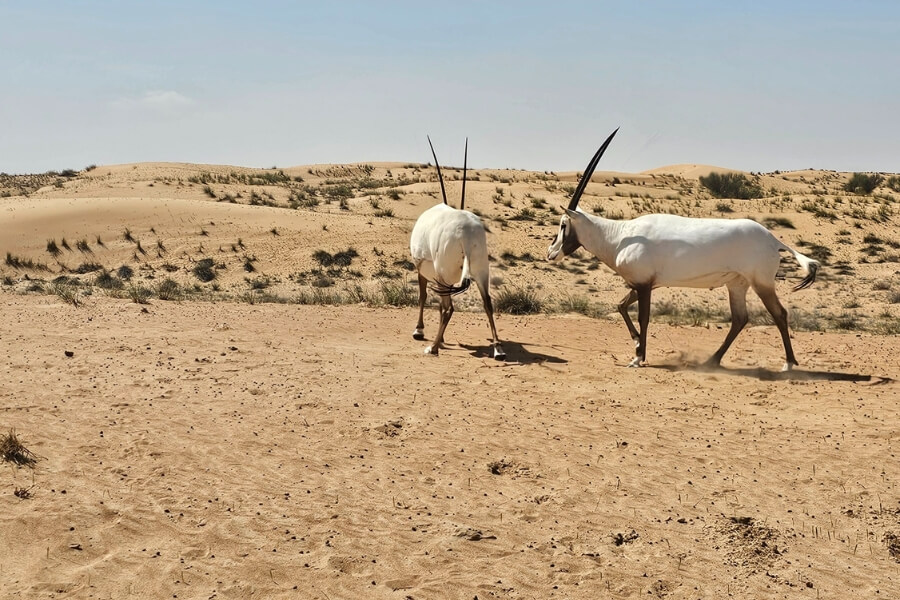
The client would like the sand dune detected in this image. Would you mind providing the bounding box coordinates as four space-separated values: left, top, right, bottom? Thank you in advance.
1 161 899 598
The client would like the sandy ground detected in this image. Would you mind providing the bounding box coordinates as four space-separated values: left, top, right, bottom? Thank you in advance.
1 294 898 599
1 161 899 599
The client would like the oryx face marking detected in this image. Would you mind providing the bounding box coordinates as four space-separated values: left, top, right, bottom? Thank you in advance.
548 215 582 262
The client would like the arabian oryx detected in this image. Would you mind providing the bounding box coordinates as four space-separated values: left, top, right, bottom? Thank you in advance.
548 128 820 371
409 138 505 360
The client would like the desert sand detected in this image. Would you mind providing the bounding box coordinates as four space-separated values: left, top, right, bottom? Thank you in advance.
1 161 899 599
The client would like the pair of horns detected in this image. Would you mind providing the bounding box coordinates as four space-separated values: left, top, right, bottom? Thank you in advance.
567 127 619 211
427 136 468 211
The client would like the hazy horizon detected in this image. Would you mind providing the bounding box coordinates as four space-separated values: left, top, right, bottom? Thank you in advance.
2 1 898 175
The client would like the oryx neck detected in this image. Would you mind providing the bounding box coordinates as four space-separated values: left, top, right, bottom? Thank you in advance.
577 212 626 268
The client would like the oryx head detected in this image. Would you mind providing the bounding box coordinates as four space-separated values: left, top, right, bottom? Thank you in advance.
428 136 468 210
547 128 619 262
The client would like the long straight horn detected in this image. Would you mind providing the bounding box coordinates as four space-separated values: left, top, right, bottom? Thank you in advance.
460 137 468 211
427 135 449 206
567 127 619 211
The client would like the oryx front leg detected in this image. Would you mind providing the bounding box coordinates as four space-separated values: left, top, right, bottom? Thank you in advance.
424 295 454 356
617 288 640 347
628 285 652 367
412 273 428 340
479 287 506 361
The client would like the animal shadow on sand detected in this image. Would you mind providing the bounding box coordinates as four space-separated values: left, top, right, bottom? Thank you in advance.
459 340 567 365
651 361 892 384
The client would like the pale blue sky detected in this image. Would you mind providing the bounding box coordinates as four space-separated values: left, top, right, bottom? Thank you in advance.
2 1 898 174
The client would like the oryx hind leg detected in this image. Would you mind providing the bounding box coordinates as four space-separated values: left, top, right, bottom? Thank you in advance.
413 273 427 340
424 294 453 356
754 284 797 371
705 279 750 368
628 285 652 367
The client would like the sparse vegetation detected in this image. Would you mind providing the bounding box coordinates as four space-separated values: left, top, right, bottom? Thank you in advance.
699 172 763 199
5 253 50 271
844 172 883 195
495 287 543 314
192 258 218 282
1 430 37 467
127 283 153 304
156 278 182 300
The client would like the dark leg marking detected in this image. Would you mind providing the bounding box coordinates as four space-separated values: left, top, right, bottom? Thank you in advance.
706 280 750 367
428 295 454 355
755 285 797 367
480 287 505 360
413 273 427 340
632 285 652 366
618 288 640 344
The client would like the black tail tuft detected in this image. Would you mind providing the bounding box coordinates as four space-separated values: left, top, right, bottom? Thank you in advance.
430 278 472 297
793 262 818 291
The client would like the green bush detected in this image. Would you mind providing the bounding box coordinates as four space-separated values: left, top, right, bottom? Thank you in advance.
844 172 883 195
698 172 762 199
495 287 543 314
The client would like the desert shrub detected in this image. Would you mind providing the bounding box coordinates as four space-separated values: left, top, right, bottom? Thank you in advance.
887 176 900 193
5 253 50 271
192 258 217 282
94 270 123 290
117 265 134 280
844 172 883 195
46 239 60 256
245 276 271 290
127 283 152 304
312 248 358 268
322 184 354 202
47 281 80 306
73 262 103 274
311 273 335 288
156 278 182 300
296 287 346 305
380 280 417 307
495 287 542 314
556 293 592 316
699 172 762 199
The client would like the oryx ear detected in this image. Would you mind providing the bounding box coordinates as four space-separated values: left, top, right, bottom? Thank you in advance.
564 208 582 219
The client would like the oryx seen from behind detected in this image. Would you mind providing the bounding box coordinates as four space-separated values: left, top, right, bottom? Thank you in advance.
409 137 505 360
548 128 820 371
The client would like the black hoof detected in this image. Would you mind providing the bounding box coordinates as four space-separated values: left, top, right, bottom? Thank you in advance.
412 332 425 341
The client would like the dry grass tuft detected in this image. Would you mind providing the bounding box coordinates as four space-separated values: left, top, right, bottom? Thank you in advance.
0 429 38 467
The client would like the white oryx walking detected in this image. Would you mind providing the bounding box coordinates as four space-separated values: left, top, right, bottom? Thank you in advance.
409 138 505 360
548 129 819 371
